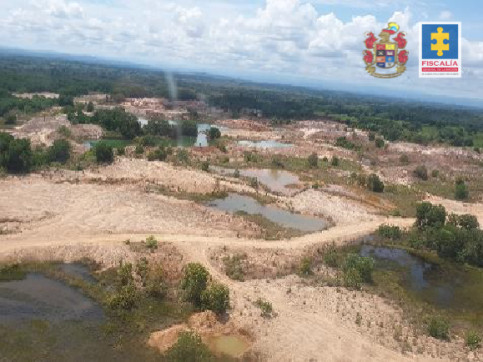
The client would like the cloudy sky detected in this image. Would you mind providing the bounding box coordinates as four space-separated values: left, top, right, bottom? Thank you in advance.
0 0 482 102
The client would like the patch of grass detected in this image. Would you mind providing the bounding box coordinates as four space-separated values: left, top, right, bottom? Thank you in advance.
153 185 228 203
223 254 246 281
0 264 26 281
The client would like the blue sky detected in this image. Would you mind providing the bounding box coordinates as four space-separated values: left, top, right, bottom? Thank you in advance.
0 0 482 102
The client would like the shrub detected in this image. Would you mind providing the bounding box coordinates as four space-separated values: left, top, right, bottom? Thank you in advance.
448 213 479 230
368 132 376 141
271 155 284 168
147 147 167 161
135 257 149 285
201 283 230 315
366 174 384 193
308 153 318 168
466 330 481 350
223 254 245 281
201 161 210 172
343 253 375 289
117 147 125 156
250 177 259 189
427 317 450 340
455 179 469 200
415 202 446 230
375 138 385 148
181 120 198 137
86 101 95 112
323 246 339 268
431 169 440 178
47 139 71 164
209 127 221 140
254 298 273 318
336 137 356 150
2 138 33 173
145 235 158 251
164 331 213 362
331 156 339 166
57 125 71 138
299 257 313 276
135 144 144 155
177 149 190 164
95 142 114 164
181 263 209 308
233 169 240 178
145 266 167 299
377 225 402 240
5 112 17 125
399 154 409 165
117 262 134 287
413 165 428 180
107 284 137 310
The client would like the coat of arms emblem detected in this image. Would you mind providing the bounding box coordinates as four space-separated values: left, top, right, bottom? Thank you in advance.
363 22 409 78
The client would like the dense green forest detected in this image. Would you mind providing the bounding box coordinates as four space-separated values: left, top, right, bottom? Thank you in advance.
0 54 482 147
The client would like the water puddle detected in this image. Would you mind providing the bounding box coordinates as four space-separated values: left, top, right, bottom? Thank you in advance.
238 140 293 149
208 335 250 358
361 245 483 310
213 167 300 194
0 273 104 322
207 193 327 232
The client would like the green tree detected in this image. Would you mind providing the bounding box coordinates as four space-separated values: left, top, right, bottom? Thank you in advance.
366 173 384 193
47 139 71 164
3 138 33 173
86 101 94 112
415 202 446 230
201 283 230 315
95 142 114 164
208 127 221 140
181 263 209 308
375 138 385 148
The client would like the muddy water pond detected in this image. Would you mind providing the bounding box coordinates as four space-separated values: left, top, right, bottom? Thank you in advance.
0 272 103 322
361 245 483 315
208 335 250 358
207 193 328 232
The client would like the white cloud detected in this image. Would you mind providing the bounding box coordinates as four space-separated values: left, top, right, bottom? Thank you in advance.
439 10 452 20
0 0 482 100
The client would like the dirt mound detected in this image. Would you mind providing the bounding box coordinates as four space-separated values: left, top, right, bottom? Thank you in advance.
148 324 189 353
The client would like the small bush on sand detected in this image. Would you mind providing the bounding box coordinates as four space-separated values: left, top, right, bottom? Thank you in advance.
427 317 450 340
466 330 481 350
254 298 273 318
145 235 158 251
298 257 313 276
